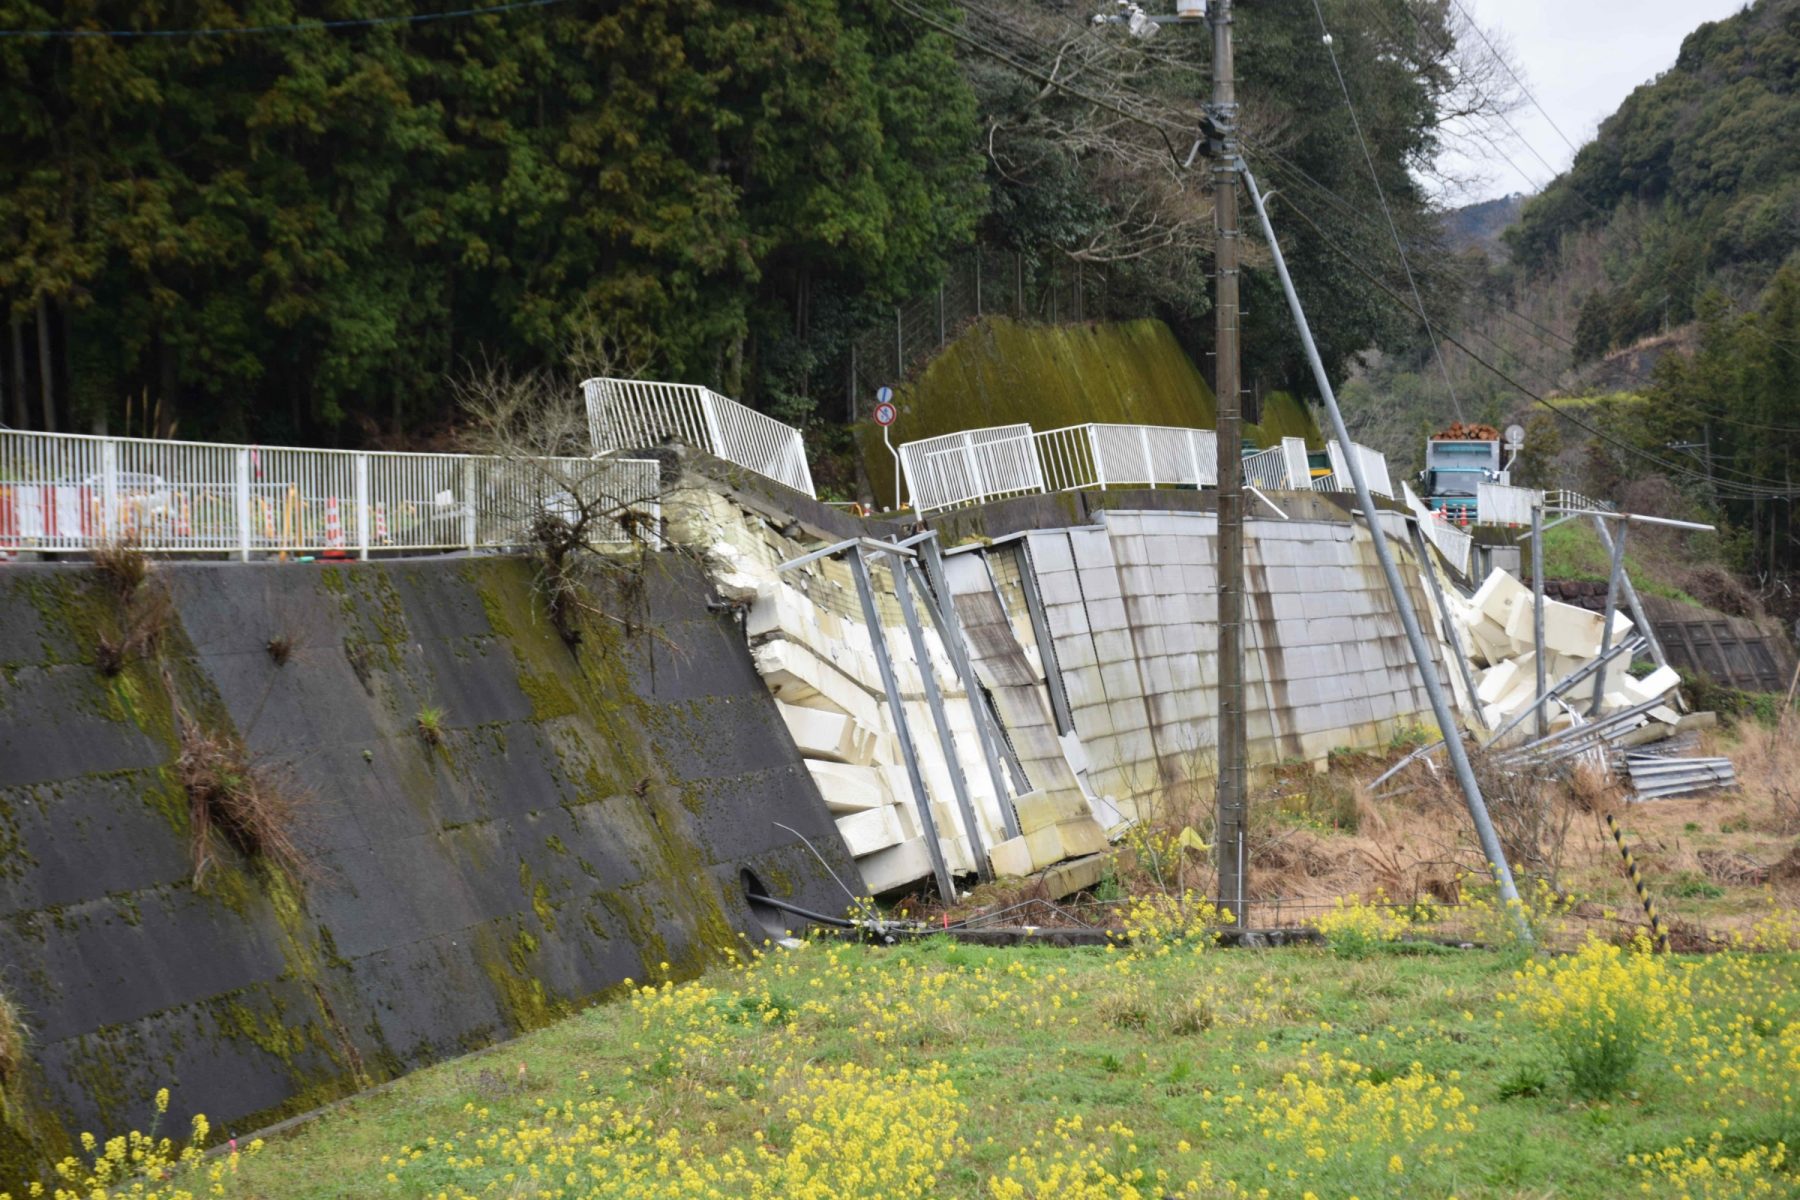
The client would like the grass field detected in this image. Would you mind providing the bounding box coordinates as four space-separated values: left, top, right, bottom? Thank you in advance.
59 904 1800 1200
32 719 1800 1200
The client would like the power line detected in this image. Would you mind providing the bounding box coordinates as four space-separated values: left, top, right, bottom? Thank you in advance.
1259 171 1800 498
1309 0 1463 423
1259 141 1800 454
0 0 570 39
887 0 1192 168
1445 0 1581 155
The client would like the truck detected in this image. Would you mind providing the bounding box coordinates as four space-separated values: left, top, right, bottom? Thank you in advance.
1421 422 1506 523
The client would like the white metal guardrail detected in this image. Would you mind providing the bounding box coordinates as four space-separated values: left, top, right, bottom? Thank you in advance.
582 377 815 499
1 429 659 558
900 422 1222 513
1476 481 1543 527
1241 445 1288 492
1321 440 1393 500
1403 482 1473 576
1545 488 1614 515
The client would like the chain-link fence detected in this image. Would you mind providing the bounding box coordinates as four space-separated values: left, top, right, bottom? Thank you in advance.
842 247 1155 422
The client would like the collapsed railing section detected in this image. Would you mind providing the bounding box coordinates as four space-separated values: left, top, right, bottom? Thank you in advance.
583 376 815 499
1475 481 1543 527
898 422 1223 513
0 429 660 557
898 420 1399 516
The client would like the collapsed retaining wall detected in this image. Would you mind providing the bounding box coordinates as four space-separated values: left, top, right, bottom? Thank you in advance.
0 552 855 1180
674 473 1464 889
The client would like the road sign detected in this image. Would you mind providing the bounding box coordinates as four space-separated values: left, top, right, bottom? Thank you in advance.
876 386 893 403
874 401 897 427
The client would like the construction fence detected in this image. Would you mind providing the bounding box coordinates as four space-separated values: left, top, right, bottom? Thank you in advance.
0 429 661 558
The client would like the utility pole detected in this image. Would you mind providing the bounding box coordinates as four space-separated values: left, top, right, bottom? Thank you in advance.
1208 0 1249 929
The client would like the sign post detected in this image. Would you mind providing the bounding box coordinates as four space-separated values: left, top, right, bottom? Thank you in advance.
874 387 900 510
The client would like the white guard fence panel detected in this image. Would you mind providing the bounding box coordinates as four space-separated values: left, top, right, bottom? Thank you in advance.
899 424 1040 513
1476 481 1542 527
1032 425 1101 494
1241 445 1288 492
1279 437 1313 490
1402 481 1473 576
1323 440 1393 499
900 423 1222 513
582 376 814 499
1088 424 1217 490
1 429 659 557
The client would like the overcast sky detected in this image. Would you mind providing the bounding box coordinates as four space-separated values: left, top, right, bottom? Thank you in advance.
1438 0 1750 203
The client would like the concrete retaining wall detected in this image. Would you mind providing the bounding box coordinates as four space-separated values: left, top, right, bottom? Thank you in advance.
0 553 855 1180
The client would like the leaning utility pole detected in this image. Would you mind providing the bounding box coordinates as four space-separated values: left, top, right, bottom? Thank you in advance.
1209 0 1249 928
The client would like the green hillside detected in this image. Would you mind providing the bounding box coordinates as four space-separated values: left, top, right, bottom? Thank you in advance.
1508 0 1800 358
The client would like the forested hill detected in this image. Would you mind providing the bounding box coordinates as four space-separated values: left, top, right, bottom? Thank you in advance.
2 0 1476 454
0 1 987 444
1506 0 1800 361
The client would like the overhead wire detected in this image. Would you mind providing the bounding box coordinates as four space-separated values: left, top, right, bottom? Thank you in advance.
1249 142 1800 476
1444 0 1582 155
1387 0 1800 384
1309 0 1463 423
1259 176 1800 498
890 0 1800 482
887 0 1192 168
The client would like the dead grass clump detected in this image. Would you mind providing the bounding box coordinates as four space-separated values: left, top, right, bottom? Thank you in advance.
92 542 173 676
91 540 150 602
0 989 26 1088
266 635 294 666
177 721 312 887
1096 988 1151 1031
1469 754 1577 886
1166 992 1218 1036
1729 713 1800 833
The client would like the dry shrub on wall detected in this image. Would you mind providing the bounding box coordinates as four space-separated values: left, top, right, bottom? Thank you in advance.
91 541 173 676
177 720 314 888
0 990 26 1089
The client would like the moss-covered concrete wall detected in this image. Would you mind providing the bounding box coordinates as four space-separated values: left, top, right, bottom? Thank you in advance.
861 316 1324 508
0 554 856 1184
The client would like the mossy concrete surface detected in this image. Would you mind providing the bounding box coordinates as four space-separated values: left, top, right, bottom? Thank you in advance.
0 554 855 1184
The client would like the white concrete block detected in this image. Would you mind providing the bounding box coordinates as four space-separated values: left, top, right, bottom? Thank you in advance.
754 639 885 732
780 702 877 765
805 760 891 813
1014 789 1092 835
1625 665 1681 704
1476 662 1519 708
855 836 935 895
1472 568 1530 626
836 804 907 857
988 834 1034 879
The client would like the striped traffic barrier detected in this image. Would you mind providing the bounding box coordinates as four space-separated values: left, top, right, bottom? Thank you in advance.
324 496 345 551
1604 812 1671 952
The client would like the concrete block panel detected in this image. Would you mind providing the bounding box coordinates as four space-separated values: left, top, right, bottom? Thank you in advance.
1028 533 1075 574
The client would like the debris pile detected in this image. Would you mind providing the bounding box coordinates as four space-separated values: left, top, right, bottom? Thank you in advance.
1444 568 1684 752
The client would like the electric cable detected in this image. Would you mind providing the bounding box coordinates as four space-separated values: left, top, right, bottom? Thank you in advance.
1255 171 1800 498
1247 134 1800 445
887 0 1192 168
1445 0 1582 155
1309 0 1464 423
